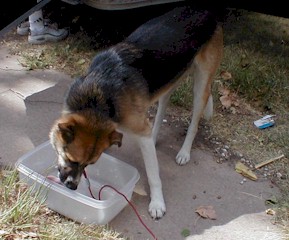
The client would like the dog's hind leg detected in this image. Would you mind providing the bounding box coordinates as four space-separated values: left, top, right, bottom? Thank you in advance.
203 93 213 120
176 63 212 165
152 95 170 145
152 86 178 145
176 26 223 165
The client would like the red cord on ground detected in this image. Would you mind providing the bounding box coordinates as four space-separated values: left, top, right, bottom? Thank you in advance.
83 170 157 240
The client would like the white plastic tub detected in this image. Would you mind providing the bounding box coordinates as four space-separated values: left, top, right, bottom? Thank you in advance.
15 141 140 225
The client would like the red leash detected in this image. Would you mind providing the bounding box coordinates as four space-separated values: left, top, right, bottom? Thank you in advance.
83 170 158 240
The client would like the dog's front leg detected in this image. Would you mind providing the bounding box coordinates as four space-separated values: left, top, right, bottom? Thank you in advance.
135 135 166 219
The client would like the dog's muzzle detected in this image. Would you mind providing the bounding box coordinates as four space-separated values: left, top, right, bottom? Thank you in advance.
59 173 79 190
57 161 84 190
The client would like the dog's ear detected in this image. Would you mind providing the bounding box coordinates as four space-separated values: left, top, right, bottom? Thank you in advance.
109 130 123 147
58 122 75 144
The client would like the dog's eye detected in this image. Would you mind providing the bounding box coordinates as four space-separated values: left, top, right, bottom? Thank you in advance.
66 158 79 167
58 166 68 171
70 161 79 166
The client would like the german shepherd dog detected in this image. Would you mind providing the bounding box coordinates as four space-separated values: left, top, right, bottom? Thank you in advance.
50 5 223 220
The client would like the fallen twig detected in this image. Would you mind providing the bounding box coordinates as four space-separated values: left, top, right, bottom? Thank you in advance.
255 154 285 169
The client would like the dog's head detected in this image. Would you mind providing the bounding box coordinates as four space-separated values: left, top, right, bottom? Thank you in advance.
49 113 123 190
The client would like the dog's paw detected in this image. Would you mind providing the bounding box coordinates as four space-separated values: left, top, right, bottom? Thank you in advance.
176 151 191 165
149 200 166 220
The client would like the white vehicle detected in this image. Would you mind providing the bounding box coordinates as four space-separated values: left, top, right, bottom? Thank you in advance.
78 0 184 10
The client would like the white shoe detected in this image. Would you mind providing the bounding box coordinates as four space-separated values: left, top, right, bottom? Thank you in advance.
28 26 68 44
17 19 57 36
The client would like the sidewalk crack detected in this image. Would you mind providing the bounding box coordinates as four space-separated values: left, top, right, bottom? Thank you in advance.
9 88 25 99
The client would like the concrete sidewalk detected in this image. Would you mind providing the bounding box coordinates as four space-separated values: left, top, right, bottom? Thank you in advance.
0 45 284 240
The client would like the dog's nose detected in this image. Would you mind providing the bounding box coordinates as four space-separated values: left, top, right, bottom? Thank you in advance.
65 180 78 190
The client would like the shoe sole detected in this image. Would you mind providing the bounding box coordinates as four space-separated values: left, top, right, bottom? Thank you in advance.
28 32 68 44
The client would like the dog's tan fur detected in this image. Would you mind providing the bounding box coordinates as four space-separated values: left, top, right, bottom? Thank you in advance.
50 6 223 219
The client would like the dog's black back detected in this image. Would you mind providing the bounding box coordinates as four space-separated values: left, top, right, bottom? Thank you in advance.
125 6 218 92
64 5 219 122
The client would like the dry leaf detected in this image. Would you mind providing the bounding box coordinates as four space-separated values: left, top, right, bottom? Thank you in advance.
220 70 232 80
266 208 276 215
77 59 86 65
195 205 217 220
218 86 230 96
231 93 239 106
235 161 258 181
230 107 237 114
218 86 239 109
220 95 232 108
133 184 147 196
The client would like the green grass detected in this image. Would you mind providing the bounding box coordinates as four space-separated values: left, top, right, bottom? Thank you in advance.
221 10 289 113
218 10 289 236
13 32 97 77
0 168 126 240
0 170 45 226
172 10 289 114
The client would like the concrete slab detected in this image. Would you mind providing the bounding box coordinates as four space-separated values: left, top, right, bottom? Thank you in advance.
186 212 282 240
0 46 71 167
106 132 283 240
0 44 284 240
